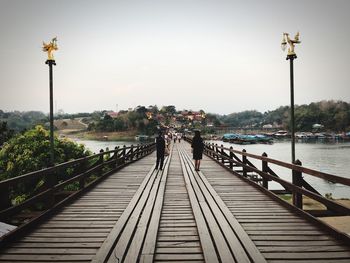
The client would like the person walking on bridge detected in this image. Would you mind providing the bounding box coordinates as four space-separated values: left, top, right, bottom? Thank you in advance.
155 131 165 170
191 130 204 171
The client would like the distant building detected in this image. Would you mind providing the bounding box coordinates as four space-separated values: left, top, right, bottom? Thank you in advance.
312 123 324 131
180 111 204 121
146 112 153 120
263 124 273 129
105 111 119 118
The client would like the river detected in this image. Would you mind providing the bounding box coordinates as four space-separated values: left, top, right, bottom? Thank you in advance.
74 138 350 198
209 139 350 199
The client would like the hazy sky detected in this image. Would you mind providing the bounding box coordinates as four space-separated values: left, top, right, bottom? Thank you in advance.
0 0 349 114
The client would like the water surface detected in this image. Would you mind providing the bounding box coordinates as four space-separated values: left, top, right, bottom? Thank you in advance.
209 140 350 198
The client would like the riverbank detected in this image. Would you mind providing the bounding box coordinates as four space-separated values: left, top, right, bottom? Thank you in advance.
58 130 138 141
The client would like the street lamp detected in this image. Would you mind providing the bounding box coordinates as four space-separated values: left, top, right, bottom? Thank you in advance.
281 32 300 163
42 37 58 166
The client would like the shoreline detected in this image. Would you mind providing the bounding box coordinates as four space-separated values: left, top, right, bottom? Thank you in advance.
58 130 138 142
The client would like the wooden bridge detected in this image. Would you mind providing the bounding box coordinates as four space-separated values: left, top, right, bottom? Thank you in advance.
0 140 350 262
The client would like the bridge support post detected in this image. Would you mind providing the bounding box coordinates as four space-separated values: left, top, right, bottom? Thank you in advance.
292 159 303 209
242 149 247 177
122 145 126 164
0 186 11 210
130 145 134 161
98 149 104 176
221 145 225 164
79 158 89 189
44 169 57 209
135 145 140 159
262 152 268 189
215 144 220 161
229 147 234 169
114 146 119 168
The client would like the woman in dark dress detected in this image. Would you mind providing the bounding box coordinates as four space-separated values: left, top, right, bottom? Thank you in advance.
191 130 204 171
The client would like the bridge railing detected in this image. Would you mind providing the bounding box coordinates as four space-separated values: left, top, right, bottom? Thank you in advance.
0 142 155 225
184 136 350 217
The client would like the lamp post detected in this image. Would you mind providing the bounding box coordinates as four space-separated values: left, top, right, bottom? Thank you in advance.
281 32 300 163
42 37 58 166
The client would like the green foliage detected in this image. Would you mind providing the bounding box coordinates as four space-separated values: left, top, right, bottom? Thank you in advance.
0 125 91 181
0 121 14 147
219 100 350 132
221 110 263 128
0 110 47 132
94 107 159 135
13 194 29 205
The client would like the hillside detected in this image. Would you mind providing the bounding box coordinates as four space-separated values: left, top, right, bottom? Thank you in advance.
54 118 88 131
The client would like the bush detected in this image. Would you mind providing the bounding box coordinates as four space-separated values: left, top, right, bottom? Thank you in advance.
0 125 91 181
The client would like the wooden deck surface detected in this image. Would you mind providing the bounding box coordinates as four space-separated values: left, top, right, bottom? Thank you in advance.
0 141 349 262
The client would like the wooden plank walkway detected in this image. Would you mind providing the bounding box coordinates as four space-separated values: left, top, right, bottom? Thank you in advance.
154 145 203 262
179 143 350 262
0 156 156 262
1 141 350 262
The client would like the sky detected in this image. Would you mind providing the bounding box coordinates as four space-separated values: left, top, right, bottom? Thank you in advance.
0 0 349 115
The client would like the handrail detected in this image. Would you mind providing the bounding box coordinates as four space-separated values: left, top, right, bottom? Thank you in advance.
0 142 156 223
184 136 350 216
213 143 350 186
0 144 144 188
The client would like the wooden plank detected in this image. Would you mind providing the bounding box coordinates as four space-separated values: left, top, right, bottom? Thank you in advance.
179 145 266 263
91 161 159 263
140 147 173 262
259 245 350 252
111 169 162 262
0 248 97 254
263 251 350 259
178 147 220 263
127 146 173 262
0 223 16 238
181 145 267 263
269 260 350 263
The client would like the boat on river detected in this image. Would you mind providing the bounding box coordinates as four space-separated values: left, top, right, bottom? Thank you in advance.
135 135 150 142
222 133 273 144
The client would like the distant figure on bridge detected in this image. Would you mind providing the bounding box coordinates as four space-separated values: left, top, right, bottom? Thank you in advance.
155 131 166 170
177 133 182 143
191 130 204 171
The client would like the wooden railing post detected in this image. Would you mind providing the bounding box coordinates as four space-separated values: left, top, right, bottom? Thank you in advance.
79 158 88 189
0 186 11 210
135 144 140 159
114 146 119 168
44 168 57 209
242 149 247 177
221 145 225 164
229 147 234 169
215 144 220 161
99 149 104 176
141 145 145 157
130 144 134 161
293 159 303 209
262 152 268 189
122 145 126 163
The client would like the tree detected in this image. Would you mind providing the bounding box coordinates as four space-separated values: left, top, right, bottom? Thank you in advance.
0 125 91 182
114 117 126 131
0 121 14 147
